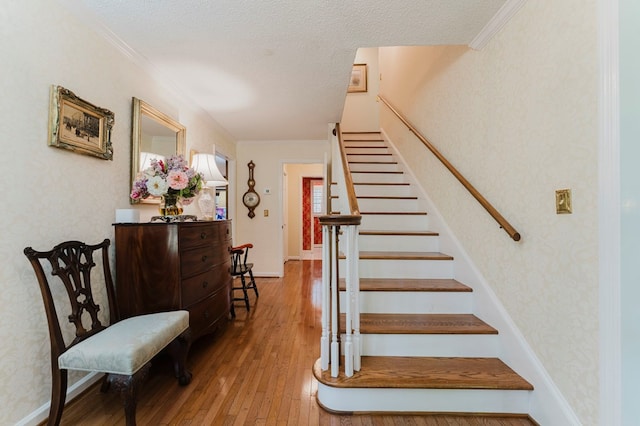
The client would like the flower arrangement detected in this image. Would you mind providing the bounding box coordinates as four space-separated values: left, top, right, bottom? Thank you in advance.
130 154 203 205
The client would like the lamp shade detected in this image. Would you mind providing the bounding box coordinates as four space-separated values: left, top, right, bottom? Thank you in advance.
191 153 228 187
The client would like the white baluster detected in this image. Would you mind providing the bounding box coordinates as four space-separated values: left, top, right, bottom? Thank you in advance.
320 225 330 371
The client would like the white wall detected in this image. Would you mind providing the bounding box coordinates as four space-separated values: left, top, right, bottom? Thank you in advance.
341 48 380 132
378 1 598 424
0 1 236 424
235 140 329 276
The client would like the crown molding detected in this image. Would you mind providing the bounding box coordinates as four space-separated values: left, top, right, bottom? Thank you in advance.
468 0 527 50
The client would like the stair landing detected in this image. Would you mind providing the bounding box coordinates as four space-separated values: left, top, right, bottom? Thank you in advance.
313 356 533 390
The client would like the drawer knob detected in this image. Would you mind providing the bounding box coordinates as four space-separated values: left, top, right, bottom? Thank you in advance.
201 255 208 262
200 232 208 239
202 281 208 288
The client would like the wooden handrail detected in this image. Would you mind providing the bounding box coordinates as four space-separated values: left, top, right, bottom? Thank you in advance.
378 96 521 241
333 123 360 217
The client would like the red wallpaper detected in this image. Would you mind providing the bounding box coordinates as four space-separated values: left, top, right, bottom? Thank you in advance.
302 178 323 250
303 178 311 250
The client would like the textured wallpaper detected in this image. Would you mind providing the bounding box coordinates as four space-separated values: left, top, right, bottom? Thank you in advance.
0 1 235 424
379 1 598 424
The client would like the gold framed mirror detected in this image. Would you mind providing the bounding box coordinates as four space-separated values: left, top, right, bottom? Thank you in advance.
130 98 186 204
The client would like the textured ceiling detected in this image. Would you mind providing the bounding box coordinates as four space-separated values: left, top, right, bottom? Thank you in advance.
59 0 508 141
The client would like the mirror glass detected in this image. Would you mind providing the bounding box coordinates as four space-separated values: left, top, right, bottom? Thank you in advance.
130 98 186 204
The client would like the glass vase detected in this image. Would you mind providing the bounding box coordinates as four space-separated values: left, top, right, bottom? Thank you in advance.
159 194 183 216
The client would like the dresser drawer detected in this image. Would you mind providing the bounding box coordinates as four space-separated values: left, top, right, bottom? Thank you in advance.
180 244 228 278
180 222 231 250
188 290 230 337
182 266 230 306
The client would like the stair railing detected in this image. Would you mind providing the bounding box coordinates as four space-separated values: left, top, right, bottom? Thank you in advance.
378 95 521 242
319 123 361 378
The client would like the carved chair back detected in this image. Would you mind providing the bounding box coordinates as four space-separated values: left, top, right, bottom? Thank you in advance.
24 239 118 361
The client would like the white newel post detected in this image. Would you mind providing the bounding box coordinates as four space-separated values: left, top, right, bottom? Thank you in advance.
329 225 340 378
320 225 330 371
348 224 361 372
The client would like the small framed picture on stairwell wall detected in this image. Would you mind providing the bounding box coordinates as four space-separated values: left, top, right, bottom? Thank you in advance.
348 63 367 93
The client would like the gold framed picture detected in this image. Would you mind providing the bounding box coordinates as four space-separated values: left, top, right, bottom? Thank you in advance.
48 85 114 160
348 63 367 93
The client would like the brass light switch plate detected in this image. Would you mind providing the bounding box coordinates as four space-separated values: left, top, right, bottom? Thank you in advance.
556 189 572 214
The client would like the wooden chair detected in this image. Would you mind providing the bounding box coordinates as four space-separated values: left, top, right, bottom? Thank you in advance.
229 243 259 313
24 239 192 426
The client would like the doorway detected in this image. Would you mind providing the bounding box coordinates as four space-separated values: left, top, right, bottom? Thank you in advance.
303 177 324 259
282 163 324 262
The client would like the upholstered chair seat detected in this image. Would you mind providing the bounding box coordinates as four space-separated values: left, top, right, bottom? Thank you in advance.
58 311 189 375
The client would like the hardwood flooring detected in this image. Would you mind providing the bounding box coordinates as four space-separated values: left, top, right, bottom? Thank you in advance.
54 260 536 426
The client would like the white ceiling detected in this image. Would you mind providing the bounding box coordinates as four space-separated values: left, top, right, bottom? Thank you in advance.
60 1 509 141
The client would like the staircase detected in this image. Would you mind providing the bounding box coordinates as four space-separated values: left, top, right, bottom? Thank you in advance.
313 131 534 416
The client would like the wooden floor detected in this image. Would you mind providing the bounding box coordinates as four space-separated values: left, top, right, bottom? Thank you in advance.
55 260 536 426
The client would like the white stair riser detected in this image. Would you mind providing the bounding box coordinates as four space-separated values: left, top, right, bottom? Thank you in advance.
343 139 386 145
346 259 454 279
351 173 406 184
357 198 420 212
358 234 439 252
316 385 530 414
345 148 389 155
357 334 499 357
360 214 429 231
339 291 471 313
347 154 395 162
342 135 383 141
348 163 400 172
355 185 413 197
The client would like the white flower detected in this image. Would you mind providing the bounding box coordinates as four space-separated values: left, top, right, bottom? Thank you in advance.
147 175 169 196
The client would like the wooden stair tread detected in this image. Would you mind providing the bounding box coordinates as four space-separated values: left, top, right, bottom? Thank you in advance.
360 211 427 215
359 230 439 236
343 313 497 335
347 153 392 156
313 357 533 390
348 161 397 164
339 278 470 292
354 182 409 185
354 251 453 260
342 131 381 135
357 195 418 200
350 170 403 174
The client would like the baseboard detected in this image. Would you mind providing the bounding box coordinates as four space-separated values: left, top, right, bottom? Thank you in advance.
16 372 101 426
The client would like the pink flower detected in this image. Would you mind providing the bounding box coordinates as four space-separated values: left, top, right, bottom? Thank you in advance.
167 170 189 190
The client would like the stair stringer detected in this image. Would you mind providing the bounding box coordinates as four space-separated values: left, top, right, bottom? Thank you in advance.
380 128 581 426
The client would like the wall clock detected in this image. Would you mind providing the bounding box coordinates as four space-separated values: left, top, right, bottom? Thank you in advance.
243 160 260 218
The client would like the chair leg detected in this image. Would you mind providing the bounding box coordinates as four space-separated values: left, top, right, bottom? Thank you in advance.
248 270 259 298
48 367 68 426
108 364 151 426
230 289 236 318
240 274 250 311
166 329 193 386
100 374 110 393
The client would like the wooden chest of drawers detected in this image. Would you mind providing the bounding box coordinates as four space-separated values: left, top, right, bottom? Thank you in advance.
114 220 232 339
